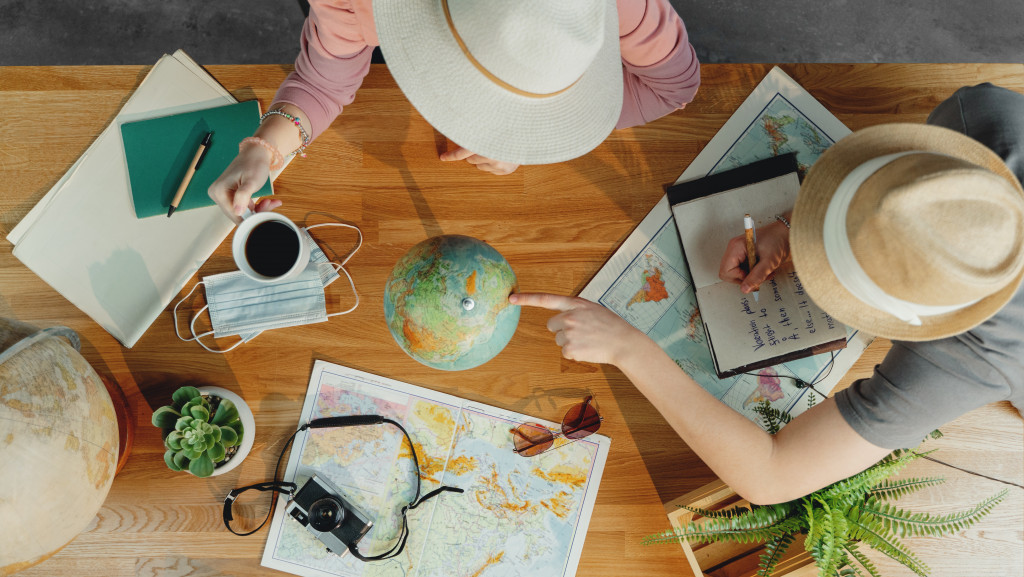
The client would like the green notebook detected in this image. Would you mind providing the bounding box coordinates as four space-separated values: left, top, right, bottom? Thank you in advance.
120 100 273 218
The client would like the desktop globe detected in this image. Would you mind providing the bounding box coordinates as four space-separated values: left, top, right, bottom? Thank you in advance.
0 319 119 574
384 235 520 371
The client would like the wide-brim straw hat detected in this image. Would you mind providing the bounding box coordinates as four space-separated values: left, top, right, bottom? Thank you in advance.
373 0 623 165
791 124 1024 341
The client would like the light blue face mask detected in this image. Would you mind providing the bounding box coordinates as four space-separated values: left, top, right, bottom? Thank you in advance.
174 223 361 353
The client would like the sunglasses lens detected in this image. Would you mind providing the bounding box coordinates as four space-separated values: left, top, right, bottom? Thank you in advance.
513 423 554 457
561 397 601 439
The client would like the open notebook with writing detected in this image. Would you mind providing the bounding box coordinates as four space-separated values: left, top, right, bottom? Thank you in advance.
667 153 847 378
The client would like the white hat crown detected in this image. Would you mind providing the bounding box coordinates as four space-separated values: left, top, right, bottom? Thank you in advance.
446 0 605 95
375 0 623 164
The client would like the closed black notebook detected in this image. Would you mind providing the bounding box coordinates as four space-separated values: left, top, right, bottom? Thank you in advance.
667 153 847 378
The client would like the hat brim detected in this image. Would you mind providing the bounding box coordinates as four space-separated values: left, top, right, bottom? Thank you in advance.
373 0 623 165
791 123 1024 341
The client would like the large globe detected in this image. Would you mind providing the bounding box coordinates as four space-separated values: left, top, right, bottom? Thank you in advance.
0 319 118 575
384 235 520 370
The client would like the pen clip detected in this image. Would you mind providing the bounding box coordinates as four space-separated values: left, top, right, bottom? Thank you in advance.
194 132 213 170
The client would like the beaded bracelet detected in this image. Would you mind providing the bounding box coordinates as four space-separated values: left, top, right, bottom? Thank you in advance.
240 137 285 171
260 109 310 158
775 214 791 229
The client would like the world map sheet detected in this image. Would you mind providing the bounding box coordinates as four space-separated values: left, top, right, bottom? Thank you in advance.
580 67 873 424
262 360 610 577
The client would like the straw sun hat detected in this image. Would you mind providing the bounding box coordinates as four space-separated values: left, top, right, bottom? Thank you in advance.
791 124 1024 341
373 0 623 165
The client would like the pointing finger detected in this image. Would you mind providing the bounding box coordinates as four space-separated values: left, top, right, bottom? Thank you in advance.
509 292 581 312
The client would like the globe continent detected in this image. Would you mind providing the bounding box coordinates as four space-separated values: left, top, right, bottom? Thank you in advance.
384 235 520 370
0 319 118 574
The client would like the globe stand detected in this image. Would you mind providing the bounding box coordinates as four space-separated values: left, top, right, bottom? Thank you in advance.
98 375 135 475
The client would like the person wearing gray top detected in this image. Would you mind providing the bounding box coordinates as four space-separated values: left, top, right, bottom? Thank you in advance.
835 84 1024 450
511 83 1024 505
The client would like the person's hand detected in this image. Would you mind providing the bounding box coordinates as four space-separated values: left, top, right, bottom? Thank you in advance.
440 146 520 175
719 218 791 294
208 144 280 223
510 293 646 366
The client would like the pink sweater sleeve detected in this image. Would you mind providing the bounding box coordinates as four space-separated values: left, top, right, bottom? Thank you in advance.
615 0 701 129
272 0 377 142
277 0 695 140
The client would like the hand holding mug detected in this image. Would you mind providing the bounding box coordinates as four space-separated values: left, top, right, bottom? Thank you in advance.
208 144 283 223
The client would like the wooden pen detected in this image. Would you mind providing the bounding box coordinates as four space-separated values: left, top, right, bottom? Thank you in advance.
744 213 760 302
167 131 213 217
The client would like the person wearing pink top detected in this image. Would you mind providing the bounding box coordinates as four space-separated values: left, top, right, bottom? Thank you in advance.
209 0 701 222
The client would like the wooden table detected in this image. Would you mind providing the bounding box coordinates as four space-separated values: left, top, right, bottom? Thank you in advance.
1 63 1022 577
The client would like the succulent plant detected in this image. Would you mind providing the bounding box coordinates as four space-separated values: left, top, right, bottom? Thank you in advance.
151 386 243 477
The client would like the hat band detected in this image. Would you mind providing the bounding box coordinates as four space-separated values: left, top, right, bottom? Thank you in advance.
441 0 579 99
823 151 980 327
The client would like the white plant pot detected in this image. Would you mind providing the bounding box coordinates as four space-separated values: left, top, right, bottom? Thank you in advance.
197 386 255 477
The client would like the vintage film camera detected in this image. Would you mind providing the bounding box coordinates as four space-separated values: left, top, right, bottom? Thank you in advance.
285 474 373 556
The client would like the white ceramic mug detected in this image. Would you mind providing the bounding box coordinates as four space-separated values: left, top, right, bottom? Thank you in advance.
231 211 311 283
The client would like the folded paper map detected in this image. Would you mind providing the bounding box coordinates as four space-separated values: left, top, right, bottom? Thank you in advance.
262 361 611 577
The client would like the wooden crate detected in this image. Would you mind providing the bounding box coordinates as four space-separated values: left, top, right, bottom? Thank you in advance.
663 480 818 577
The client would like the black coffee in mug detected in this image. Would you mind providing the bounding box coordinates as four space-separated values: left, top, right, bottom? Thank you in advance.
245 221 301 278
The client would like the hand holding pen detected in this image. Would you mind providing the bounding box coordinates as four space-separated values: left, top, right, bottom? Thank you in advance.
718 213 794 294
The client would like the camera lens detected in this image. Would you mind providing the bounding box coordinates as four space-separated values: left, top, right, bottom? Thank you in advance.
308 497 345 532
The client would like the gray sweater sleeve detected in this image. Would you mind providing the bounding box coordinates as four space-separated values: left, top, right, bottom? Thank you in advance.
835 337 1013 450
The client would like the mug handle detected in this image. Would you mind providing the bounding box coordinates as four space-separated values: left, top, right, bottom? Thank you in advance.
244 194 280 219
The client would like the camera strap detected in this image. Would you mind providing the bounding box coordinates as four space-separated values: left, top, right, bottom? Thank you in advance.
223 480 298 536
222 415 464 561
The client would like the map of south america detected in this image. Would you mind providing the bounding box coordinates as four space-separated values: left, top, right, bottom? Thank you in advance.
627 267 669 307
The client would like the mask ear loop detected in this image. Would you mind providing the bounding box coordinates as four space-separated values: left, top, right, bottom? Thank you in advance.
173 281 246 353
173 281 207 343
326 262 359 317
305 222 363 266
304 223 363 318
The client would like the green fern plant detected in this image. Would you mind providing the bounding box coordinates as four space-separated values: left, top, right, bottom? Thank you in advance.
642 400 1007 576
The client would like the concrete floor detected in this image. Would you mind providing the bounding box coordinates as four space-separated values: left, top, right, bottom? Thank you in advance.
1 0 1022 66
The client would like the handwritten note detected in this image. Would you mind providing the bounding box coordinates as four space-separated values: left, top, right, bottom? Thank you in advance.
668 156 849 377
697 262 846 374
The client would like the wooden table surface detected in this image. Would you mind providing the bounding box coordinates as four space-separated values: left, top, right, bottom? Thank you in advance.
1 63 1022 577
